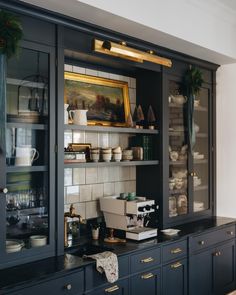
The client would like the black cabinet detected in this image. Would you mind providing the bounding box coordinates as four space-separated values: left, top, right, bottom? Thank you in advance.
86 278 129 295
130 268 161 295
189 232 235 295
162 258 187 295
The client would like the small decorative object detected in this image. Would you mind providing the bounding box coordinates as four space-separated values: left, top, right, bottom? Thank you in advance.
102 148 112 162
126 192 136 201
112 146 122 162
177 194 187 215
69 109 88 126
122 149 133 161
91 224 100 240
170 95 187 105
64 148 86 163
67 143 91 161
147 105 156 129
64 104 69 124
64 72 130 126
183 66 204 153
168 197 178 217
30 235 47 247
132 147 143 160
90 148 100 162
126 112 133 127
132 105 139 128
136 105 145 128
169 151 179 162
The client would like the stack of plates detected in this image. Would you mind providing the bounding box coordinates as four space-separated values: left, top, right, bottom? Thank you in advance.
6 240 24 253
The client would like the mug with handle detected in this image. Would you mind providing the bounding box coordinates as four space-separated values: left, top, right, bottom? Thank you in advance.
15 146 39 166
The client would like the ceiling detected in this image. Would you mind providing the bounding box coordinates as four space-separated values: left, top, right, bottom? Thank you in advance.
19 0 236 65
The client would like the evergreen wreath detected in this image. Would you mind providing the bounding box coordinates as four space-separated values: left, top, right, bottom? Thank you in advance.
0 10 23 59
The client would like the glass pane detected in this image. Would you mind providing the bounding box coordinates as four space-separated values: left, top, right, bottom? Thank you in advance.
5 48 49 254
168 81 188 217
193 87 209 212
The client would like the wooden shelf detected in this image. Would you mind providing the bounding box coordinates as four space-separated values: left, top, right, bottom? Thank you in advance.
64 124 158 134
64 160 159 168
6 166 48 173
7 122 47 130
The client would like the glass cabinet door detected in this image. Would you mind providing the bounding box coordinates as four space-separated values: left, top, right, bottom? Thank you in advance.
0 43 55 265
168 80 189 218
192 87 210 213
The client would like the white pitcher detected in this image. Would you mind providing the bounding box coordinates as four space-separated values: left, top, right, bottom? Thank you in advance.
64 104 69 124
69 109 88 126
15 146 39 166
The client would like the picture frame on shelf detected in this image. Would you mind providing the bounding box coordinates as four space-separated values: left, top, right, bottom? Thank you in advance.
64 72 131 127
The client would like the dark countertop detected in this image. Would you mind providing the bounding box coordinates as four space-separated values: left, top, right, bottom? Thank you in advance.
0 216 235 293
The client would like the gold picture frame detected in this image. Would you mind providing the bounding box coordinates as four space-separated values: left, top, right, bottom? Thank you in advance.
64 72 131 126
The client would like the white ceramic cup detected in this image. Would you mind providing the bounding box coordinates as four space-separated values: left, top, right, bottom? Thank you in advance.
64 104 69 124
15 146 39 166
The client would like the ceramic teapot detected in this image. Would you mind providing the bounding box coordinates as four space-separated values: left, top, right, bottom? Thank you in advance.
69 109 88 126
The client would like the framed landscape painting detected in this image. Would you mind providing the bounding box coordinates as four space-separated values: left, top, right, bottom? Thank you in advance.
64 72 130 126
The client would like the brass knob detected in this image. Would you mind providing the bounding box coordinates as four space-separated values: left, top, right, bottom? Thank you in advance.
198 240 205 245
227 231 234 236
65 284 72 291
0 187 8 194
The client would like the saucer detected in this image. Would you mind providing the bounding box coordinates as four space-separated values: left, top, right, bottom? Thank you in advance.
161 229 180 236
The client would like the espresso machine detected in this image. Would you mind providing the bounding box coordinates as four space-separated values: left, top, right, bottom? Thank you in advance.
100 196 158 241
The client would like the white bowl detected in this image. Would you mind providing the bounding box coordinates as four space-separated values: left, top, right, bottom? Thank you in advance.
161 229 180 236
6 240 23 253
30 235 47 247
91 153 100 162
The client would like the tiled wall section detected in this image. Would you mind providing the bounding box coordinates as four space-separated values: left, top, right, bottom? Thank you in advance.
64 64 137 219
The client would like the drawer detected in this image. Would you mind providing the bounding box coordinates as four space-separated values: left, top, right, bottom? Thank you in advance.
190 225 235 253
162 240 187 263
85 255 129 291
9 270 84 295
130 247 161 273
86 278 129 295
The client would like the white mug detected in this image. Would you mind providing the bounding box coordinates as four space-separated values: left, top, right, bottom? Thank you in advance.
15 146 39 166
69 109 88 126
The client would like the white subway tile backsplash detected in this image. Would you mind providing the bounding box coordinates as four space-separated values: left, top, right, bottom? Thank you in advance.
85 68 98 76
98 133 109 148
85 201 100 219
85 132 98 148
65 64 72 72
92 183 104 200
80 185 92 202
119 167 130 181
98 71 110 79
64 168 73 186
104 182 115 196
97 167 109 183
64 65 137 219
72 131 85 143
72 66 86 74
73 168 85 185
86 167 98 184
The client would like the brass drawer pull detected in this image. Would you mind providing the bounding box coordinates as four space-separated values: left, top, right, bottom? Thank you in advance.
171 262 182 269
140 257 154 263
171 248 182 254
227 231 234 236
65 284 72 291
198 240 205 245
141 273 154 280
213 251 221 257
105 285 120 293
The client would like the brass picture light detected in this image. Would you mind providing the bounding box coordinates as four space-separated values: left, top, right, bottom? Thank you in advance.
93 39 172 67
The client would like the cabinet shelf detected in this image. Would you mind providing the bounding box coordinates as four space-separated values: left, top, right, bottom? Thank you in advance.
169 131 208 138
6 77 46 89
194 185 208 191
7 122 47 130
64 160 159 168
64 124 158 134
6 166 48 173
170 189 187 195
169 103 208 112
170 159 208 166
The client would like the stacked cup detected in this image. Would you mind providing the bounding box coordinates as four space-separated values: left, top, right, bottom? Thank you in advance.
112 146 122 162
102 148 112 162
90 148 100 162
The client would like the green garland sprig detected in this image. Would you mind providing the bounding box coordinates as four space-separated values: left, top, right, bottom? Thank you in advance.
0 10 23 59
183 66 204 95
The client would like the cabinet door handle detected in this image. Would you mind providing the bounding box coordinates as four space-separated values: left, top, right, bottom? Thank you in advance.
141 273 154 279
171 248 182 254
198 240 205 245
227 231 234 236
171 262 182 269
65 284 72 291
140 257 154 263
0 187 8 194
105 285 119 293
189 172 196 177
213 251 221 257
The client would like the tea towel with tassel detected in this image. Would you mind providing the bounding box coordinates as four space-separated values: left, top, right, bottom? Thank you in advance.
84 251 118 283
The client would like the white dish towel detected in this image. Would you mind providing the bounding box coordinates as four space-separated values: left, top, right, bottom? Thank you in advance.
84 251 119 283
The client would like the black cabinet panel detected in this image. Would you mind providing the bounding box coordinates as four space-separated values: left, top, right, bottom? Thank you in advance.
130 268 161 295
163 258 187 295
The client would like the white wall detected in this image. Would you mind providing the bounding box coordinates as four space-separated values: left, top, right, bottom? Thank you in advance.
216 64 236 217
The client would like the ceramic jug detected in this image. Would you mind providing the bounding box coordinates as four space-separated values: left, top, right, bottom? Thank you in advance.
69 109 88 126
64 104 69 124
15 146 39 166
